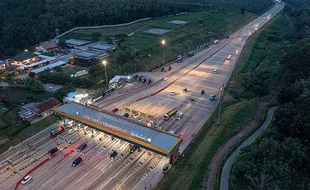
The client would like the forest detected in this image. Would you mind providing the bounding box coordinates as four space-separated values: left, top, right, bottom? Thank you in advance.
231 0 310 189
0 0 272 59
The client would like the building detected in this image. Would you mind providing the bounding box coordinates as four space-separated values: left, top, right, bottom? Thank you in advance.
54 102 182 158
74 51 97 60
10 52 55 70
109 75 131 88
19 102 39 120
37 41 58 53
34 98 62 117
89 42 117 53
29 61 67 77
64 92 90 105
65 39 91 48
0 61 6 72
10 52 39 67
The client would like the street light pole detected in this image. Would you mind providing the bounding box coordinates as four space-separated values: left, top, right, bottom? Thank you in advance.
161 40 166 66
102 60 108 87
217 84 224 126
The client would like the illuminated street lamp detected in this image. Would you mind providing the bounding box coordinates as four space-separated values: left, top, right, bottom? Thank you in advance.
161 40 166 66
102 60 109 87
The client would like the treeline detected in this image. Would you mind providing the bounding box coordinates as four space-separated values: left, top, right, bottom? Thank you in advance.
0 0 272 59
231 0 310 189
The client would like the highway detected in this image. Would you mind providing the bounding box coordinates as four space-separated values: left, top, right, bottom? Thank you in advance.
0 1 283 190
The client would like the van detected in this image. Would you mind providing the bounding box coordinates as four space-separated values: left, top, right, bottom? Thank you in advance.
76 143 87 152
163 163 172 174
72 157 82 167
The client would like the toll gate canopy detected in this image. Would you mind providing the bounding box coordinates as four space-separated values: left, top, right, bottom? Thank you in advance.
54 103 182 157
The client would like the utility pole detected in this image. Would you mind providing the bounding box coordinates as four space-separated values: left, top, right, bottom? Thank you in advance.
217 84 224 126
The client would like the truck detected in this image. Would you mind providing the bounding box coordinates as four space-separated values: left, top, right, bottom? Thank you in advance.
163 108 178 120
50 127 64 138
224 54 232 63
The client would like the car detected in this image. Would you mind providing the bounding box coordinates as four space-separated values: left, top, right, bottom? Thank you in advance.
209 95 218 102
190 98 195 103
176 112 184 120
67 139 73 145
48 147 58 155
214 39 220 44
76 143 87 152
213 68 217 73
112 108 119 113
129 145 138 154
170 91 176 96
21 175 32 185
123 113 129 117
176 55 182 62
201 90 205 95
163 77 168 81
183 88 188 93
188 51 195 57
110 150 118 159
72 157 82 167
68 128 75 134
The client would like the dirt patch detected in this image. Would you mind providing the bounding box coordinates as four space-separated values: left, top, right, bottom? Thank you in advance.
202 102 268 190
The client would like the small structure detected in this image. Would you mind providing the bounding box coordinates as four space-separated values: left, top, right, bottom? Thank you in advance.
65 39 91 48
29 61 67 77
34 98 62 117
89 42 116 53
19 102 39 120
109 75 130 88
37 41 58 53
0 61 6 72
74 51 97 60
64 92 90 105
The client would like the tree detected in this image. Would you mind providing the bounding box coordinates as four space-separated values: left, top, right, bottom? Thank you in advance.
24 78 43 92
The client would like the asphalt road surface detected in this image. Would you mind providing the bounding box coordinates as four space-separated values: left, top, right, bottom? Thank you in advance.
220 107 277 190
0 1 283 189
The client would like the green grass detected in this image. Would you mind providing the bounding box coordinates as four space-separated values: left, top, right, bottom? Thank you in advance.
158 97 259 190
60 10 258 84
0 115 59 154
227 11 298 190
0 87 53 104
158 10 290 190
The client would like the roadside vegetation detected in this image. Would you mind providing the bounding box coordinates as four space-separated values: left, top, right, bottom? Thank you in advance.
230 0 310 189
0 86 58 154
157 4 287 189
0 0 272 59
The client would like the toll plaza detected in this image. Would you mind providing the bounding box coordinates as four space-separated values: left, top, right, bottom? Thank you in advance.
54 102 183 159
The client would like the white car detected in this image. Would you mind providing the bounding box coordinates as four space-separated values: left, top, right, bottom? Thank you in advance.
170 91 176 96
213 68 217 73
163 77 168 81
21 175 32 185
68 128 76 135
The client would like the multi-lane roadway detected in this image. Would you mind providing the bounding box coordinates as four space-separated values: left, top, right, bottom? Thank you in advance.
0 1 283 189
